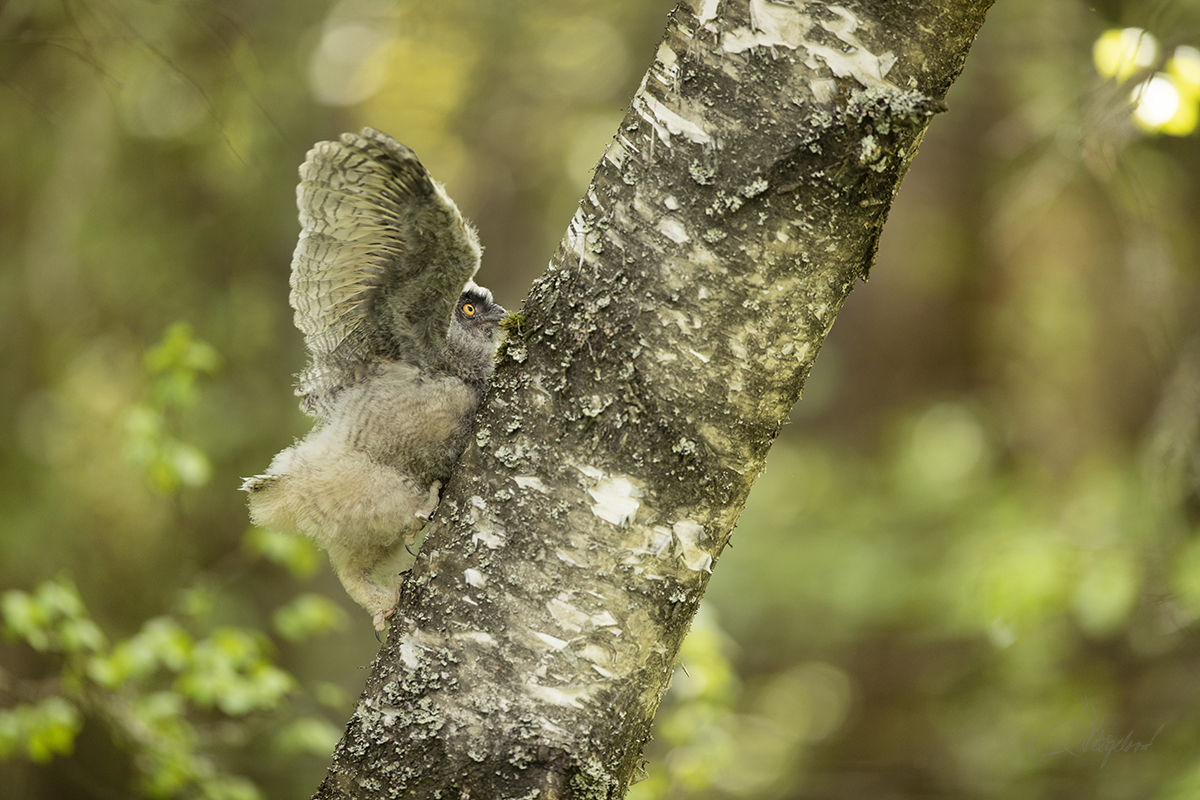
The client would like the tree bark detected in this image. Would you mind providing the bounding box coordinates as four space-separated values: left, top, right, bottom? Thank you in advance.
314 1 993 797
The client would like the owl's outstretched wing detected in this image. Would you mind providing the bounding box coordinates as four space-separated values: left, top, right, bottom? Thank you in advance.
289 127 481 416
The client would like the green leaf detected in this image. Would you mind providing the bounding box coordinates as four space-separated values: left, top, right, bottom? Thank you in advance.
2 580 97 654
93 617 195 689
242 528 320 578
144 322 221 379
166 441 213 487
176 628 296 715
274 716 342 756
35 581 86 620
180 584 216 622
0 697 82 764
59 617 107 654
272 594 348 642
202 775 263 800
2 589 51 651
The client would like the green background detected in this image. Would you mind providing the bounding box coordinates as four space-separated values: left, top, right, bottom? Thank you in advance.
2 0 1199 797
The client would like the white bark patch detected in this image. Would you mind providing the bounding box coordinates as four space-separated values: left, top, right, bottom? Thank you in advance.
632 188 659 225
464 568 487 588
399 637 421 669
636 93 713 146
566 208 587 257
802 6 898 90
659 307 691 332
590 610 619 628
525 682 600 709
533 631 570 650
472 527 505 550
654 42 680 84
587 475 642 527
721 0 899 91
728 332 749 360
810 77 836 103
698 0 721 25
579 643 612 667
603 136 627 169
548 597 590 633
673 520 713 573
514 476 548 493
454 631 496 645
723 0 812 52
638 526 673 557
657 217 690 243
467 496 506 549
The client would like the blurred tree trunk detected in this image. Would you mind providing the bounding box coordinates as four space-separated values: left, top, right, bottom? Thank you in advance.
314 0 992 797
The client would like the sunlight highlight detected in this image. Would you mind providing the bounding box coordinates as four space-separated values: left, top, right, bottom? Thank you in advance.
1093 27 1158 81
1131 75 1181 127
1095 29 1200 136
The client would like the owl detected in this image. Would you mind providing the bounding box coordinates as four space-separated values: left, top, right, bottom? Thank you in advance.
243 128 507 632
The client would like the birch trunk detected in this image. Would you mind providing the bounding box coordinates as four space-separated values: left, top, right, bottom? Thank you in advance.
314 0 994 797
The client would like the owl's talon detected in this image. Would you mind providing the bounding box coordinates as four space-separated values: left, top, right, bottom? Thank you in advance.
372 607 393 636
415 480 442 523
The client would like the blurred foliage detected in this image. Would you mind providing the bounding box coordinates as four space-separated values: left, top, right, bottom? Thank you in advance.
0 576 309 799
2 0 1200 798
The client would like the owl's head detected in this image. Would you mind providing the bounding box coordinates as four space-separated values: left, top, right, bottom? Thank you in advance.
453 281 508 344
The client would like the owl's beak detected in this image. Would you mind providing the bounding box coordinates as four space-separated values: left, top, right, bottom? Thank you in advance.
485 305 509 323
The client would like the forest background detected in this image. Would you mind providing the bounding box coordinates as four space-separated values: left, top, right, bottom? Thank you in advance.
2 0 1200 798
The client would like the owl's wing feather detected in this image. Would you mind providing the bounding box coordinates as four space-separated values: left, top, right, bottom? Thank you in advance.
290 128 481 415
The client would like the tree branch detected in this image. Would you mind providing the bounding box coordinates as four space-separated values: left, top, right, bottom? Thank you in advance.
314 1 993 797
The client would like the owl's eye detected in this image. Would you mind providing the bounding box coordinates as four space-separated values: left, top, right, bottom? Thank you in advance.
462 303 476 316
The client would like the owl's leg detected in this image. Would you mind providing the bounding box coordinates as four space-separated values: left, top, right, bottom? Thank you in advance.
413 480 441 526
326 541 409 633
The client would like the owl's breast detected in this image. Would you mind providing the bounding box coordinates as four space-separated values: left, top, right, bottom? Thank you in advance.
326 362 483 484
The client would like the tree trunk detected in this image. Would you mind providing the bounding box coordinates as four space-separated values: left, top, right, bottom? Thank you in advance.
314 0 993 797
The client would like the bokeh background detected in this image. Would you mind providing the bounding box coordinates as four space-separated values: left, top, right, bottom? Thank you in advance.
2 0 1200 798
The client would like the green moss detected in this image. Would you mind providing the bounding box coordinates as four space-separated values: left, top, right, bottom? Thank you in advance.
496 311 529 365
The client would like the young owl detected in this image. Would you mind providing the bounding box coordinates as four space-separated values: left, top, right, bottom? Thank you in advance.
243 128 507 632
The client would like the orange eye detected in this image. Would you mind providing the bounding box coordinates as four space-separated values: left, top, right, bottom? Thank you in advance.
462 303 476 316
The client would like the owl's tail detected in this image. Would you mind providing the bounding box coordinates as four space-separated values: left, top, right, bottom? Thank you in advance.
240 474 279 493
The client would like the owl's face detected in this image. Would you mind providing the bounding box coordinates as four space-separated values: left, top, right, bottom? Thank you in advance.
454 283 508 343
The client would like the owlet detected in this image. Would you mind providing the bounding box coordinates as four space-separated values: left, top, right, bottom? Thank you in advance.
243 128 507 632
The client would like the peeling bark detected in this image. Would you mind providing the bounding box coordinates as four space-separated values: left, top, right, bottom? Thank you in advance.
313 1 993 798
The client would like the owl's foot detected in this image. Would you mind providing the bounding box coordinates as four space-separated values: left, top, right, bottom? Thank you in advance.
415 480 442 523
372 607 392 635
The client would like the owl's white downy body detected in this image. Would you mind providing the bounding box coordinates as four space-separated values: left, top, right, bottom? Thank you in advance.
243 129 506 632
